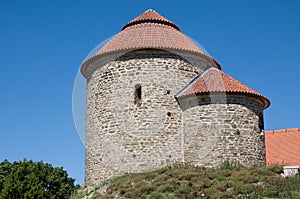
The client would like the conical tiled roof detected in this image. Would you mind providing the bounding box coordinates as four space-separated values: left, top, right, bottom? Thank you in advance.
176 68 270 109
122 9 180 31
81 9 220 76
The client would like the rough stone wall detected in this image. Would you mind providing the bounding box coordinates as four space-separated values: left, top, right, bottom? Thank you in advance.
84 49 266 186
85 50 211 185
179 94 265 167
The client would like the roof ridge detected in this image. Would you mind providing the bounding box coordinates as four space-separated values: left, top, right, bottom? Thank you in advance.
175 67 217 98
265 128 300 133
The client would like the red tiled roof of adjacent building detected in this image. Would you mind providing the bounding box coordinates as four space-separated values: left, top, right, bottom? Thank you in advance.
265 128 300 166
176 68 270 109
81 9 220 74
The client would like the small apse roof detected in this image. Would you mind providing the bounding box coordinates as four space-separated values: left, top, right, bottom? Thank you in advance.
176 68 270 109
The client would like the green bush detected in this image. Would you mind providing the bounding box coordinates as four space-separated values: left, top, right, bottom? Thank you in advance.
0 159 79 199
219 160 242 170
156 183 176 192
149 191 167 199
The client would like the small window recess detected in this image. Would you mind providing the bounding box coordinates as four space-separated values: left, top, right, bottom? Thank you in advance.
236 129 240 136
259 112 264 131
134 84 142 106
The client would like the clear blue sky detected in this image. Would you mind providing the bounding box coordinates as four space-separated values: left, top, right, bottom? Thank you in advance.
0 0 299 185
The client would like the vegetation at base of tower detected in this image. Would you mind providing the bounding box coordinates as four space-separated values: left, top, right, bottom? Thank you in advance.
0 159 79 199
72 161 300 199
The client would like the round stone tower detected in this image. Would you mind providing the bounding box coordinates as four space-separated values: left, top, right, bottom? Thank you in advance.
176 68 270 167
81 10 270 185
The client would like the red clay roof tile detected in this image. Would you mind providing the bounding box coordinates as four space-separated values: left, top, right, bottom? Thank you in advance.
81 9 220 72
177 68 270 109
97 23 204 55
265 128 300 166
122 9 180 31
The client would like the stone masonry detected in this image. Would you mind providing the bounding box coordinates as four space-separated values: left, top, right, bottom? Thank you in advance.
179 94 265 167
81 10 270 186
84 50 266 185
85 50 212 185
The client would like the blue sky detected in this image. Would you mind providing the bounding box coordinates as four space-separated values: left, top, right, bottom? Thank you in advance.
0 0 299 185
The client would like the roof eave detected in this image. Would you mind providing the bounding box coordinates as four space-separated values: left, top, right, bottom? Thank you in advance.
80 47 221 78
176 91 270 110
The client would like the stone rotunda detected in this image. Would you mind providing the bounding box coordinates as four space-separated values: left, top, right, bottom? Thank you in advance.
80 9 270 185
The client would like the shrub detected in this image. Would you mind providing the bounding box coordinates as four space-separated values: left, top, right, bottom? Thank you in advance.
219 160 242 170
0 159 78 199
149 191 166 199
157 183 176 192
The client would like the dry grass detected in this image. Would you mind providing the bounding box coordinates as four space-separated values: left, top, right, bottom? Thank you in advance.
73 161 300 198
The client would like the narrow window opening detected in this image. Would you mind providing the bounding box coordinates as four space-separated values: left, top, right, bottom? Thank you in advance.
259 112 264 131
166 90 171 94
167 112 171 117
134 84 142 106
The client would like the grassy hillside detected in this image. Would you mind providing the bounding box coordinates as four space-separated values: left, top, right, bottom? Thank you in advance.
72 161 300 199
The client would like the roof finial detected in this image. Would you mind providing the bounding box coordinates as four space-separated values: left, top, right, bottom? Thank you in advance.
146 9 156 12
